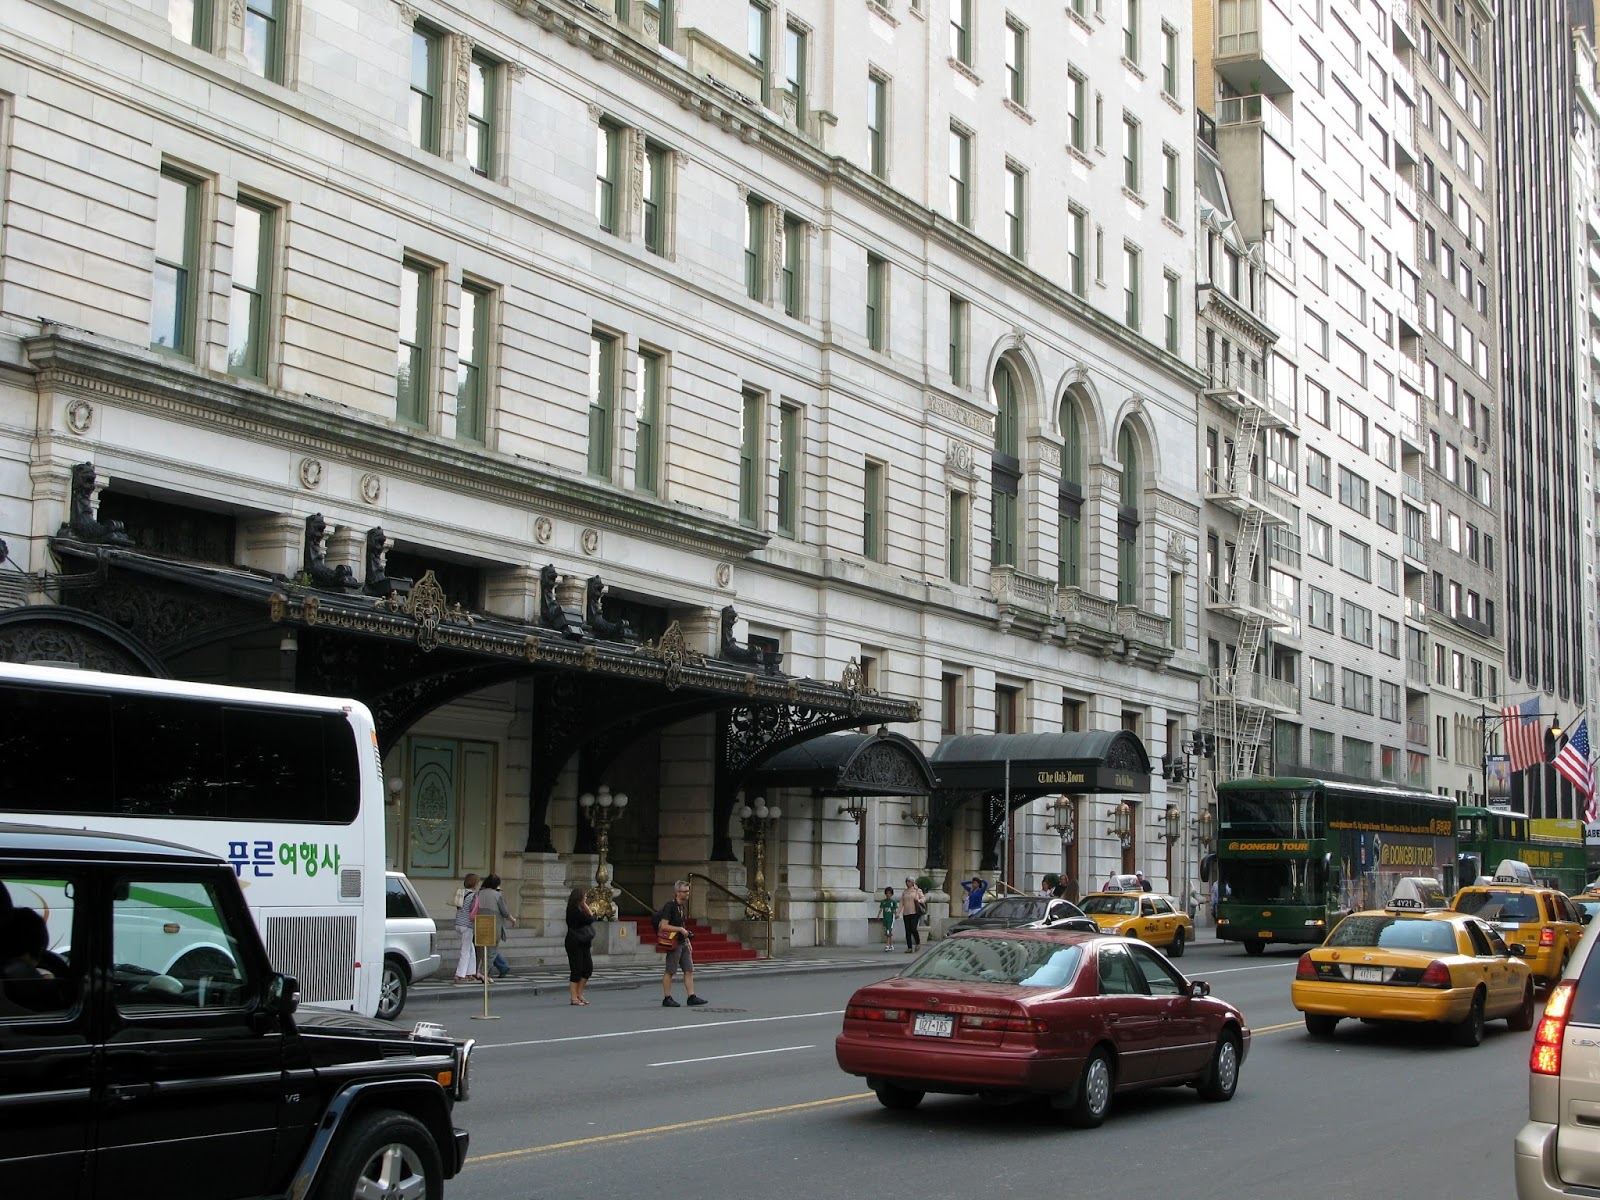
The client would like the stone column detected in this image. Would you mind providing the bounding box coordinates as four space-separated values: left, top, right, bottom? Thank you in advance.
237 514 303 578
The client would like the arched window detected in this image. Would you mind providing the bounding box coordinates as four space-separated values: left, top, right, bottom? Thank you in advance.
991 361 1022 568
1117 424 1140 605
1058 395 1084 587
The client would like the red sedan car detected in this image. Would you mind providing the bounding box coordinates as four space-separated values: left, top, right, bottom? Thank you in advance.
835 929 1249 1126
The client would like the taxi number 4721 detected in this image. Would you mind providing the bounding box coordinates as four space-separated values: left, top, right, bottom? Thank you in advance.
914 1013 955 1038
1354 965 1383 983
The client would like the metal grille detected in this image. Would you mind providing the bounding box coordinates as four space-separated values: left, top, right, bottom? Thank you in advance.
264 914 357 1004
339 867 363 900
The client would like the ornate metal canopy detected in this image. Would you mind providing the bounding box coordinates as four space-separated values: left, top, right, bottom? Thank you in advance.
745 730 938 796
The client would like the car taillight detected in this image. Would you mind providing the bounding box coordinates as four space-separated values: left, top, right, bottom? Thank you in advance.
846 1004 908 1023
1532 981 1576 1076
1540 927 1556 947
1296 953 1317 979
1417 961 1453 989
960 1014 1048 1034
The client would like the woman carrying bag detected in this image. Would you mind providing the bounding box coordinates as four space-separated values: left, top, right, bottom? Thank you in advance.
453 873 484 983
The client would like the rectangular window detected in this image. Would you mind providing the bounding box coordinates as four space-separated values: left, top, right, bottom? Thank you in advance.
1310 659 1334 704
1339 532 1371 581
1123 0 1140 61
780 215 805 318
634 348 662 493
466 55 497 177
1123 244 1141 329
1306 448 1330 493
1067 206 1087 297
169 0 211 48
867 73 888 178
948 489 968 583
1340 670 1373 715
951 0 973 65
588 333 618 477
948 294 968 384
643 141 669 254
1068 70 1087 151
1004 165 1026 258
1162 23 1178 95
409 24 442 153
785 22 808 125
243 0 284 82
1308 586 1333 632
1123 115 1140 191
739 388 763 525
1337 466 1369 515
745 195 768 300
1005 16 1026 104
949 125 972 226
863 460 885 562
777 402 800 537
1307 517 1332 562
153 168 201 358
455 283 490 444
396 259 434 428
748 3 771 105
1340 599 1373 647
595 121 621 233
226 196 274 380
1162 271 1178 352
866 252 888 351
1162 148 1179 221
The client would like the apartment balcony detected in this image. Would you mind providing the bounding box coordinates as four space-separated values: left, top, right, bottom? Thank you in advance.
1215 93 1294 149
1391 48 1416 100
1391 0 1416 48
1199 357 1295 427
1214 0 1295 98
1204 468 1297 525
1406 717 1428 748
1404 595 1428 624
1055 586 1122 656
1588 249 1600 282
1406 659 1430 690
1394 168 1418 217
1403 534 1428 566
1401 472 1425 504
1398 352 1423 390
1204 578 1297 629
1591 292 1600 330
1398 412 1425 450
1588 204 1600 243
990 565 1058 638
1393 102 1418 165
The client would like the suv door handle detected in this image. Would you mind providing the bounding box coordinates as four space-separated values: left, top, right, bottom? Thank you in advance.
106 1083 153 1104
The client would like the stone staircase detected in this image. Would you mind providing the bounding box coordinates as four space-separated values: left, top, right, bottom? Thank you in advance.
440 916 758 975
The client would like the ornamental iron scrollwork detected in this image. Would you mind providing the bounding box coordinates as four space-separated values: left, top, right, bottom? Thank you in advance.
638 620 702 691
404 570 449 652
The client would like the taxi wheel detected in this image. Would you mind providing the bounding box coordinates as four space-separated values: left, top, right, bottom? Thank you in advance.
1243 940 1266 957
1169 928 1186 958
1449 990 1486 1047
1197 1032 1241 1102
1304 1013 1338 1037
874 1083 924 1111
1508 982 1537 1032
1063 1048 1115 1128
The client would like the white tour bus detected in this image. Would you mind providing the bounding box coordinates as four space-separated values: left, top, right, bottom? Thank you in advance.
0 661 385 1017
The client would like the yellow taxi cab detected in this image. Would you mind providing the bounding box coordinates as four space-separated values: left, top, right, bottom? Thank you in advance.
1291 877 1536 1046
1077 888 1196 957
1449 860 1586 987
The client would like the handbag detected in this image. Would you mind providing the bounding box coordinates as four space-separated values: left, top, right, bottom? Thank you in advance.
915 898 928 917
451 886 467 908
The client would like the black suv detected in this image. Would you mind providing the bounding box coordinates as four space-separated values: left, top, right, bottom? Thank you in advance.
0 824 472 1199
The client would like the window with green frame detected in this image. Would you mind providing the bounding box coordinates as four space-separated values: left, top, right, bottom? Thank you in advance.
1058 395 1083 586
777 402 800 536
748 2 771 106
647 0 674 46
409 24 442 153
739 388 763 525
227 196 275 380
745 195 768 300
867 73 888 178
396 259 434 427
990 361 1022 568
785 22 808 126
467 55 497 177
866 252 887 350
152 169 201 358
243 0 284 82
589 333 617 477
782 215 804 317
948 294 967 384
1117 424 1140 604
863 460 885 562
644 141 669 254
635 349 663 494
455 283 490 444
948 489 968 583
168 0 210 49
596 121 622 233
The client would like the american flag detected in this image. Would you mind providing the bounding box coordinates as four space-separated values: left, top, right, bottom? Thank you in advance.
1553 718 1595 824
1502 697 1545 774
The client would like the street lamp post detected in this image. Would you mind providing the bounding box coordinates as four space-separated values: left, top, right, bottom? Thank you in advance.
738 797 782 921
1044 796 1076 891
1473 703 1564 808
577 784 628 920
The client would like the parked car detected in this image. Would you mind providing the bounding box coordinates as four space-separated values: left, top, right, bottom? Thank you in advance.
946 895 1098 935
835 928 1248 1126
383 870 442 1020
1078 891 1197 957
0 823 473 1200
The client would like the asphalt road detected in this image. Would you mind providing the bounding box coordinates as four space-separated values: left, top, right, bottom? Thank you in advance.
409 940 1530 1200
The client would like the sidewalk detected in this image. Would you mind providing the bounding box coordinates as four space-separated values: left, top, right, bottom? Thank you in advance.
410 941 911 1001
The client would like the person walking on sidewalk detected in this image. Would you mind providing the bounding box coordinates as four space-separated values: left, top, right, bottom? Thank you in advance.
655 880 707 1007
565 886 595 1005
478 874 518 978
452 873 483 983
878 886 898 951
899 877 925 952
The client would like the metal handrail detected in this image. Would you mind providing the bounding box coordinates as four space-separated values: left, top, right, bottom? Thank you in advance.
611 883 654 919
687 871 774 959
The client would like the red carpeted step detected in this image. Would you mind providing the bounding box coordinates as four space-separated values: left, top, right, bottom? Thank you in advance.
622 916 759 961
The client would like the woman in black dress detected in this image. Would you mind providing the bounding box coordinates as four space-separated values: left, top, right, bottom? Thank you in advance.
565 886 596 1005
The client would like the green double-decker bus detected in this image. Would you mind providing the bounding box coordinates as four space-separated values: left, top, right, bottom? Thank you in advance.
1212 777 1458 955
1454 805 1587 894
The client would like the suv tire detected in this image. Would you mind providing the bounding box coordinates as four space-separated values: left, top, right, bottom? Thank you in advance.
317 1110 443 1200
378 957 409 1021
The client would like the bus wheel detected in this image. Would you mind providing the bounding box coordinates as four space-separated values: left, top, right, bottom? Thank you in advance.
1243 940 1265 957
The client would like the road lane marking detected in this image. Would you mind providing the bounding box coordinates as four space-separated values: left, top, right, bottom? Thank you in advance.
1251 1020 1303 1034
649 1044 814 1067
1193 962 1300 977
465 1092 874 1164
477 1009 844 1050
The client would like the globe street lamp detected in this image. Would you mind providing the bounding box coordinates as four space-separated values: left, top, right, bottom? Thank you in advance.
578 784 628 920
738 797 782 921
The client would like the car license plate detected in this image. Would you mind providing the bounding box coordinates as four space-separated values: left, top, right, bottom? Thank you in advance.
1259 931 1273 939
1353 965 1383 983
913 1013 954 1038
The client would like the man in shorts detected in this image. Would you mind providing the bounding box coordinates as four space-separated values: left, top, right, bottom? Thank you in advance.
656 880 707 1008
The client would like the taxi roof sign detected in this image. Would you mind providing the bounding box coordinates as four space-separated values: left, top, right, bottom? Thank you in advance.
1490 859 1536 886
1385 877 1448 912
1102 874 1142 893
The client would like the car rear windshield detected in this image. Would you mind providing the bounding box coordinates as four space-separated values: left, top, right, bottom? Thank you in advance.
903 937 1085 988
976 899 1040 920
1081 896 1138 916
1452 890 1540 922
1327 915 1459 953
